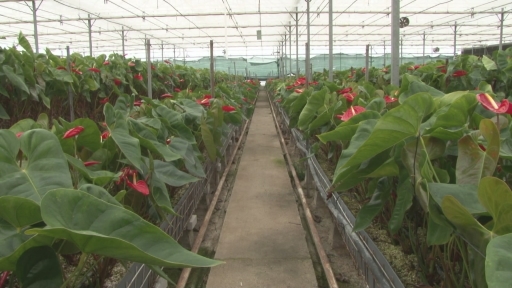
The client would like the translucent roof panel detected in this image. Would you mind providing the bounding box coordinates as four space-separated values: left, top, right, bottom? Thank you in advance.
0 0 510 59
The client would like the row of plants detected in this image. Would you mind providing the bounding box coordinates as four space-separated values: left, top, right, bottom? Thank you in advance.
266 50 512 288
0 33 259 287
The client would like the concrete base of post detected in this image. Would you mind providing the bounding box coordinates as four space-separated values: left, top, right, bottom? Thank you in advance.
328 217 344 250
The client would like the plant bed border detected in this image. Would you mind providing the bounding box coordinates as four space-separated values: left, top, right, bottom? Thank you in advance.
115 122 245 288
271 97 404 288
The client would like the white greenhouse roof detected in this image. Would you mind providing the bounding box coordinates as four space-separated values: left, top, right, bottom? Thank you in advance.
0 0 510 59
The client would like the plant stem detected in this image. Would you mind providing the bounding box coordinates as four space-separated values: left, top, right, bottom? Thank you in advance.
0 271 10 288
61 253 89 288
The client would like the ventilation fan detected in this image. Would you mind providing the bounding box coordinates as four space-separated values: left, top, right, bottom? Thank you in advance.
433 47 440 53
399 17 410 28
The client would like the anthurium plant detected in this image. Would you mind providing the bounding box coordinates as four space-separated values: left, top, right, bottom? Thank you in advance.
0 33 258 287
266 50 512 288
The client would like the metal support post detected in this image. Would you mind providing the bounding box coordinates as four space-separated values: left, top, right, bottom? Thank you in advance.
121 26 125 56
400 37 403 65
289 22 292 76
173 45 176 63
66 46 74 121
210 40 215 97
391 0 400 86
306 0 311 82
422 32 426 64
295 7 299 77
234 61 237 83
146 39 152 99
453 21 457 57
161 40 164 62
31 0 40 53
305 42 309 89
365 44 370 81
328 0 333 81
383 40 386 67
88 14 93 56
500 8 505 50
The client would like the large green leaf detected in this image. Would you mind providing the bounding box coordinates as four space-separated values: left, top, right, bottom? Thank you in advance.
155 106 195 143
429 183 484 214
339 92 435 171
16 246 63 288
478 177 512 235
201 121 217 161
486 234 512 288
154 160 199 187
28 189 221 268
353 177 391 232
0 129 72 203
0 196 41 228
9 119 35 133
441 195 494 256
150 172 177 215
317 110 381 143
482 55 498 71
79 184 123 207
398 75 444 102
17 32 34 56
128 119 181 162
0 219 53 271
331 119 378 189
297 87 328 131
388 174 414 234
66 155 118 186
169 138 205 178
3 65 29 94
104 104 144 172
427 213 453 245
456 119 499 185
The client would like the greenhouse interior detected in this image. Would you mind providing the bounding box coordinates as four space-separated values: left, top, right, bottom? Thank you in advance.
0 0 511 287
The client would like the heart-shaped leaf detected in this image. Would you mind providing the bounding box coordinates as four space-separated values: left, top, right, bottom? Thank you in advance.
486 234 512 288
456 119 499 185
0 129 72 203
16 246 63 288
28 189 221 268
0 196 41 228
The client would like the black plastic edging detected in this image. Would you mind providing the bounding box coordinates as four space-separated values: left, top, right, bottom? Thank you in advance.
274 101 404 288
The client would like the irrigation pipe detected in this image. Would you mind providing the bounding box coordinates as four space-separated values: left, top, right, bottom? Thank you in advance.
266 90 339 288
175 110 251 288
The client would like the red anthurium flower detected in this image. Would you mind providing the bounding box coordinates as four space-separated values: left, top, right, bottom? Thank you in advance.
166 138 171 145
63 126 84 139
84 161 101 167
414 65 421 70
128 61 136 67
275 99 282 103
310 81 319 86
343 93 356 102
16 132 23 138
161 93 173 99
151 65 156 70
72 68 82 75
286 85 294 90
384 95 398 103
337 87 352 94
127 180 150 196
337 106 366 122
479 144 487 151
99 97 109 104
204 94 212 99
103 61 110 65
134 100 143 107
222 105 236 113
101 130 110 140
452 70 467 77
242 97 248 102
164 60 171 64
57 66 67 70
134 73 143 81
440 69 447 74
174 88 181 92
295 89 303 94
113 78 122 86
88 67 101 73
476 93 510 114
197 98 210 107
